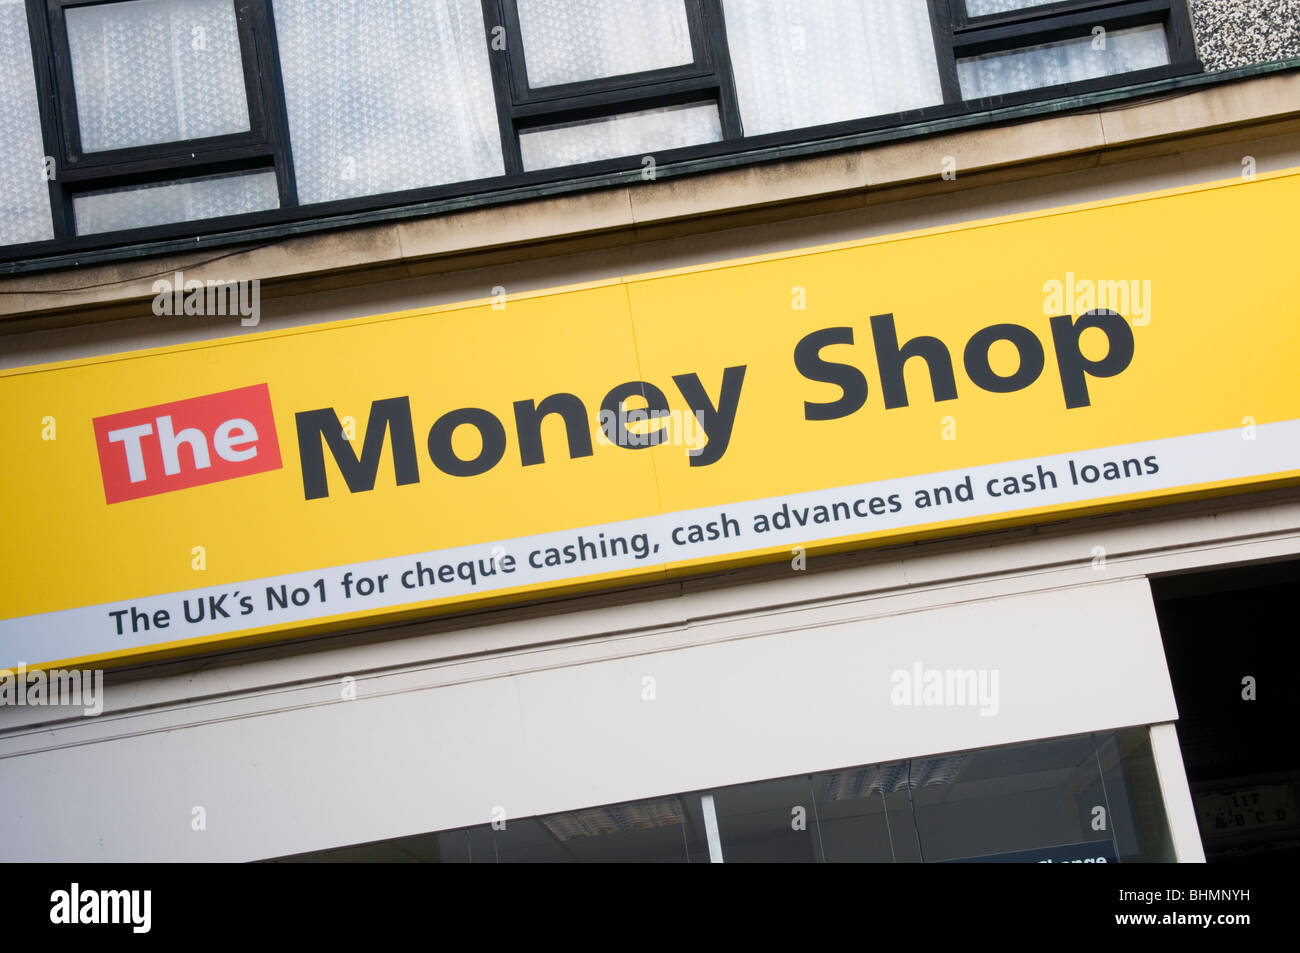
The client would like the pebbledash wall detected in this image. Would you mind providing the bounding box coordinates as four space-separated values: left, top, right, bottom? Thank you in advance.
2 3 1300 863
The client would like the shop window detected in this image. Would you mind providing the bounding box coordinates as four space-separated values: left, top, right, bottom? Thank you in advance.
268 727 1175 862
436 795 712 863
709 730 1172 863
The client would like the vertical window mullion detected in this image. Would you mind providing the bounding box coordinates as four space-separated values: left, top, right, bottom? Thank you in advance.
498 0 531 103
929 0 964 104
45 0 85 164
247 0 297 207
26 0 73 238
232 0 269 141
701 0 742 139
482 0 524 175
1164 0 1199 67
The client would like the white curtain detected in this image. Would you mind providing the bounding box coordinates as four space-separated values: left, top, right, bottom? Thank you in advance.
0 0 53 245
519 102 721 171
721 0 944 137
273 0 504 205
964 0 1057 16
516 0 694 88
958 24 1170 98
66 0 251 152
74 170 279 235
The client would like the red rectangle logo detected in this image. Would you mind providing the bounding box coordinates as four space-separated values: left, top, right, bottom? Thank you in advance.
93 383 283 504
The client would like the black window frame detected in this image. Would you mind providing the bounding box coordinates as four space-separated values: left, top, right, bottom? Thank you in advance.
502 0 713 103
939 0 1200 109
2 0 1202 270
29 0 296 239
487 0 743 175
48 0 268 166
952 0 1119 30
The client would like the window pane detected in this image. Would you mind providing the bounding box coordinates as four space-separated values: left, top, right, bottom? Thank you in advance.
0 0 53 245
66 0 251 152
965 0 1059 16
723 0 943 137
958 24 1170 98
274 0 503 205
709 730 1173 863
72 169 278 235
436 794 711 862
911 735 1120 862
516 0 693 88
519 101 721 171
712 776 824 862
265 726 1175 862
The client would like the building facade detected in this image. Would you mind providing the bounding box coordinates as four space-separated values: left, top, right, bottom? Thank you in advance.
2 0 1299 863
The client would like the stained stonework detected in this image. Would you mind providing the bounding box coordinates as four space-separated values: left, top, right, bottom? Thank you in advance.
1190 0 1300 71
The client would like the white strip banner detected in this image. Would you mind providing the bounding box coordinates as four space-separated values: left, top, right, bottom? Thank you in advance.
3 419 1297 668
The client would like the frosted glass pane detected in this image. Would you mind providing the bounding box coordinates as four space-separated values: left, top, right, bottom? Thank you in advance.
519 102 721 171
516 0 693 87
722 0 943 137
958 24 1170 98
73 169 278 235
66 0 251 152
274 0 504 205
965 0 1058 16
0 0 53 245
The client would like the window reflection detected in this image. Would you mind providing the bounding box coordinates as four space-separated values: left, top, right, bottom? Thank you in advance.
270 726 1174 862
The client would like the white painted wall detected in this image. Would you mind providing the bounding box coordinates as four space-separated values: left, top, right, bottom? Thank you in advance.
0 576 1175 861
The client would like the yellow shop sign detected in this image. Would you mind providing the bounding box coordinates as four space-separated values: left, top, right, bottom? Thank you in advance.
3 169 1299 670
